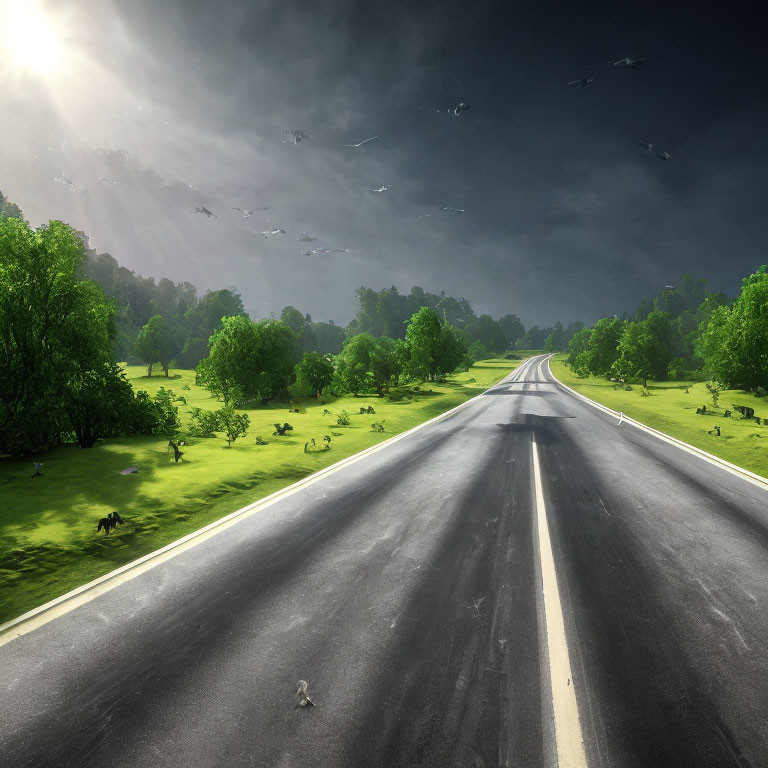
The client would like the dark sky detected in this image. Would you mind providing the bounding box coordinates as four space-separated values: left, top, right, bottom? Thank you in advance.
2 0 766 326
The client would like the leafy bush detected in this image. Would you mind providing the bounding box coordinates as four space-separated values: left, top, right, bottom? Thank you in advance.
188 407 220 437
152 388 181 434
336 410 351 426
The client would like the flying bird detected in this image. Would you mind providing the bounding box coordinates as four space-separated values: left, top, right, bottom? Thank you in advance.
260 221 286 238
607 57 644 69
339 136 379 148
282 129 310 145
369 185 391 193
54 175 74 187
193 206 217 218
416 213 431 218
442 206 465 213
302 247 349 256
98 177 120 185
298 232 317 242
568 77 594 88
452 102 471 116
639 142 671 160
232 207 267 217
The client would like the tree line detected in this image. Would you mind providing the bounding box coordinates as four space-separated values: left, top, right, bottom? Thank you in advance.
566 270 768 392
0 215 524 457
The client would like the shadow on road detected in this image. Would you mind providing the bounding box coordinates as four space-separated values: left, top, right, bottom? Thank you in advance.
496 413 576 445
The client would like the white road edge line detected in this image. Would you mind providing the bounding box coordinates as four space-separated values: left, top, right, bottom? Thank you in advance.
544 355 768 494
0 356 539 645
532 434 589 768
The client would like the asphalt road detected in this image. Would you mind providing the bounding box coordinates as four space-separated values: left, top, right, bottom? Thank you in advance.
3 355 768 768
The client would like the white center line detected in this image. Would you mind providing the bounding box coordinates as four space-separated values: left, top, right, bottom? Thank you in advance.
532 435 589 768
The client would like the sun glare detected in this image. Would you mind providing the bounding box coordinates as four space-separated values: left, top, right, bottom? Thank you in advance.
1 0 64 77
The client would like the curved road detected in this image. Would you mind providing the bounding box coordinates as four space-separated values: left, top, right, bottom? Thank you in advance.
2 355 768 767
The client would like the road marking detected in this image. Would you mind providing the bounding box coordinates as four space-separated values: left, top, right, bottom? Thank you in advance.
532 435 589 768
0 357 539 646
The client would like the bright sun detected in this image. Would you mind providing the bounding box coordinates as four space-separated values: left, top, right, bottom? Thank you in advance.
1 0 64 77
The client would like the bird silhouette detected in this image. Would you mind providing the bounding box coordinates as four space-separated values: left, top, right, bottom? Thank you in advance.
568 77 594 88
607 57 644 69
339 136 379 148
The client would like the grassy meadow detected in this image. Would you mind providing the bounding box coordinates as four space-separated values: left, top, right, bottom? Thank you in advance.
551 354 768 479
0 355 532 625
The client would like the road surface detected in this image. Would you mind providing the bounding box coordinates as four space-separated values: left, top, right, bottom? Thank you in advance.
2 355 768 767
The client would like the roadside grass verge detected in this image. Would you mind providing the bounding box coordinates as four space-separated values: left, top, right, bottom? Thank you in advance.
550 354 768 479
0 355 530 624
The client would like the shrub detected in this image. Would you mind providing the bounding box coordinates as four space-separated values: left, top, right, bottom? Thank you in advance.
188 407 220 437
336 410 351 426
218 406 250 447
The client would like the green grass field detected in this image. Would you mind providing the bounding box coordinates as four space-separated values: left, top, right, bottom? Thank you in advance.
551 354 768 479
0 354 534 624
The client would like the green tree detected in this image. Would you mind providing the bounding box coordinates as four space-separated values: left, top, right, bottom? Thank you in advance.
134 314 172 376
253 319 301 402
548 321 567 351
217 405 250 447
467 314 507 354
0 190 23 221
586 317 625 376
295 352 335 397
567 327 592 368
565 320 585 343
334 333 378 395
435 325 468 375
499 314 525 348
64 363 138 448
611 312 671 386
151 387 181 434
196 315 258 405
518 325 550 350
188 407 221 437
405 307 442 380
179 288 245 368
0 218 116 455
695 305 734 384
698 268 768 390
312 321 346 355
462 340 490 369
280 305 306 336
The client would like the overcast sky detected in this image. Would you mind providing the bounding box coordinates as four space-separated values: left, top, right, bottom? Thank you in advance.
1 0 766 326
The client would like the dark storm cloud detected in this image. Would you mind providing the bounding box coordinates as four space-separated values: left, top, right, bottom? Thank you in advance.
2 0 766 326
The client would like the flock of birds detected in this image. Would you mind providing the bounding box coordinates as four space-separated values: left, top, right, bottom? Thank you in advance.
567 56 673 160
52 105 470 260
183 103 473 256
50 57 669 261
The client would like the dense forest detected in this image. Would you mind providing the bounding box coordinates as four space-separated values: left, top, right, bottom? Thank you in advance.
566 270 768 393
